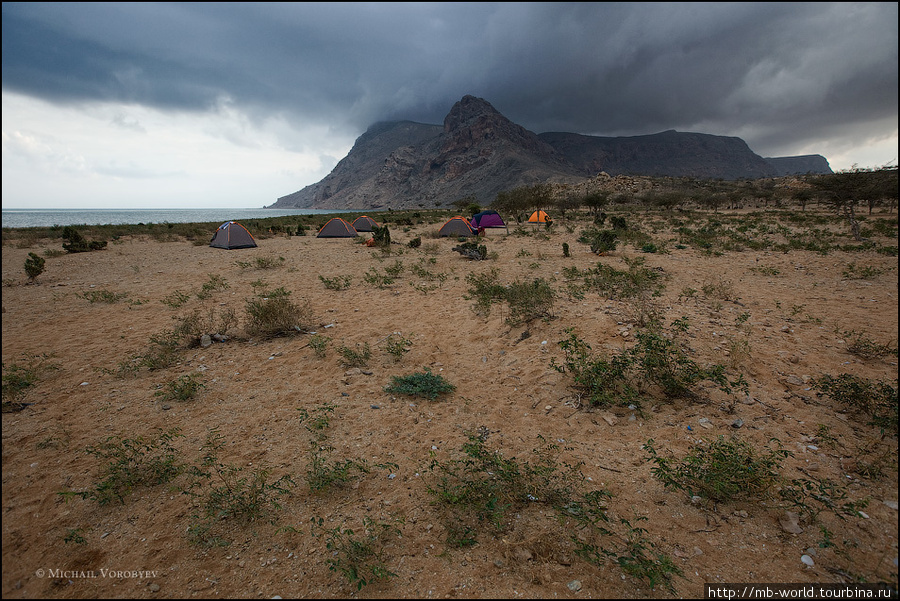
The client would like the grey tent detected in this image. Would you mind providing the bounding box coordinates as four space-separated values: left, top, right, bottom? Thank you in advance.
352 215 379 232
317 218 358 238
438 216 477 237
210 221 257 249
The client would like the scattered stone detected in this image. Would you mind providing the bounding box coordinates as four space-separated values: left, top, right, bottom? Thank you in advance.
691 496 703 505
200 334 212 348
734 510 748 518
801 554 815 566
779 511 804 534
149 583 160 592
698 417 713 429
600 413 618 426
882 500 898 510
567 580 582 592
731 418 744 428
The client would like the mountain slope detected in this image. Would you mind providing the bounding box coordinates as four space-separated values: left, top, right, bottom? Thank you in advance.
272 95 831 210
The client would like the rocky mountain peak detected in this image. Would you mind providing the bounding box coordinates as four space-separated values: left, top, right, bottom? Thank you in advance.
442 95 505 132
271 94 832 210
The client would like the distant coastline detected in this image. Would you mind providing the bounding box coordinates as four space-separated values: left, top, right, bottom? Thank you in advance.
1 208 346 229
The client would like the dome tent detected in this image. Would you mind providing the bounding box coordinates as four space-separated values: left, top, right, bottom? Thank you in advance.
527 210 551 223
352 215 379 232
438 216 477 237
470 210 508 232
210 221 257 249
317 218 358 238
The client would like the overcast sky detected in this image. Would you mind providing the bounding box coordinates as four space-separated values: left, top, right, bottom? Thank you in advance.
2 2 897 209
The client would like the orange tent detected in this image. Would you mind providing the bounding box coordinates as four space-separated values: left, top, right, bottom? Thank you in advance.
527 210 551 223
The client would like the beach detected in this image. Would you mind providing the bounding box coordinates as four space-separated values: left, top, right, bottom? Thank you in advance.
2 210 897 598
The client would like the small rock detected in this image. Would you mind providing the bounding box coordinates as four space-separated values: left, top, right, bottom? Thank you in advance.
779 511 804 534
731 418 744 428
149 583 160 592
698 417 713 429
567 580 582 592
882 500 898 510
200 334 212 348
691 496 703 505
801 554 814 566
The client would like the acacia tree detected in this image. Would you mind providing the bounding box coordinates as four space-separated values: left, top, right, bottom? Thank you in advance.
811 167 898 240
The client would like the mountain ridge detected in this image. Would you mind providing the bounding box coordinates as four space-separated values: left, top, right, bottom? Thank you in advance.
271 95 831 210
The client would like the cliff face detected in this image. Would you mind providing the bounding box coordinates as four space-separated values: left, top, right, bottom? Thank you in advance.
539 130 780 180
764 155 833 176
272 95 832 210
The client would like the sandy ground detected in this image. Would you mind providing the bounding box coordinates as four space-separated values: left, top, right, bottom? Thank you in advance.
2 210 898 599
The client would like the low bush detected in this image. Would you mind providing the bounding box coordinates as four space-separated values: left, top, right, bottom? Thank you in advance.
814 374 898 434
60 428 184 506
645 436 789 506
244 287 313 338
384 369 455 400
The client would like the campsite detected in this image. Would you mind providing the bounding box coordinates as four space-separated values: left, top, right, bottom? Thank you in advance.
1 202 898 598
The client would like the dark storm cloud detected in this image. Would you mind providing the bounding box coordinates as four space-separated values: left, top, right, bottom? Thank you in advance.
3 2 897 155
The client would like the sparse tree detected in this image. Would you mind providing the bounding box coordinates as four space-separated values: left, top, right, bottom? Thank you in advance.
24 253 45 282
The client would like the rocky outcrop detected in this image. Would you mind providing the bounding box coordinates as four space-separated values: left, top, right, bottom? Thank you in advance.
764 155 833 176
271 95 832 210
540 129 780 180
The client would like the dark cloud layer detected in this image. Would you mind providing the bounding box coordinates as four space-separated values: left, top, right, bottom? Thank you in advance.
3 2 897 157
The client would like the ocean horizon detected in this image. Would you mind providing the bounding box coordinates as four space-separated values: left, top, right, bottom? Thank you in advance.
1 207 356 229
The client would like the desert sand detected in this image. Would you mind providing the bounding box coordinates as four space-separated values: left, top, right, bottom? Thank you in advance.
2 209 897 599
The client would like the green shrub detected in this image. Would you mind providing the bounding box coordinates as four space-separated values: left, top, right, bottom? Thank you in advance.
161 289 192 309
578 228 618 254
60 428 184 505
185 429 294 545
465 270 555 324
311 516 400 590
814 374 898 433
78 289 129 304
384 369 455 400
154 373 205 403
551 327 741 410
244 287 313 338
363 268 394 288
305 445 372 493
427 433 681 592
645 436 789 504
308 334 331 358
371 224 391 247
61 226 107 253
503 278 555 325
840 330 898 360
337 342 371 367
2 353 58 403
384 333 412 361
24 252 45 282
319 275 352 290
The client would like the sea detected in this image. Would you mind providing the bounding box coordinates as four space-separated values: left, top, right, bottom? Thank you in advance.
1 208 350 229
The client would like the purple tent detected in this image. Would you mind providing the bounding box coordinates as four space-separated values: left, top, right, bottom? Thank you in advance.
470 210 507 231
